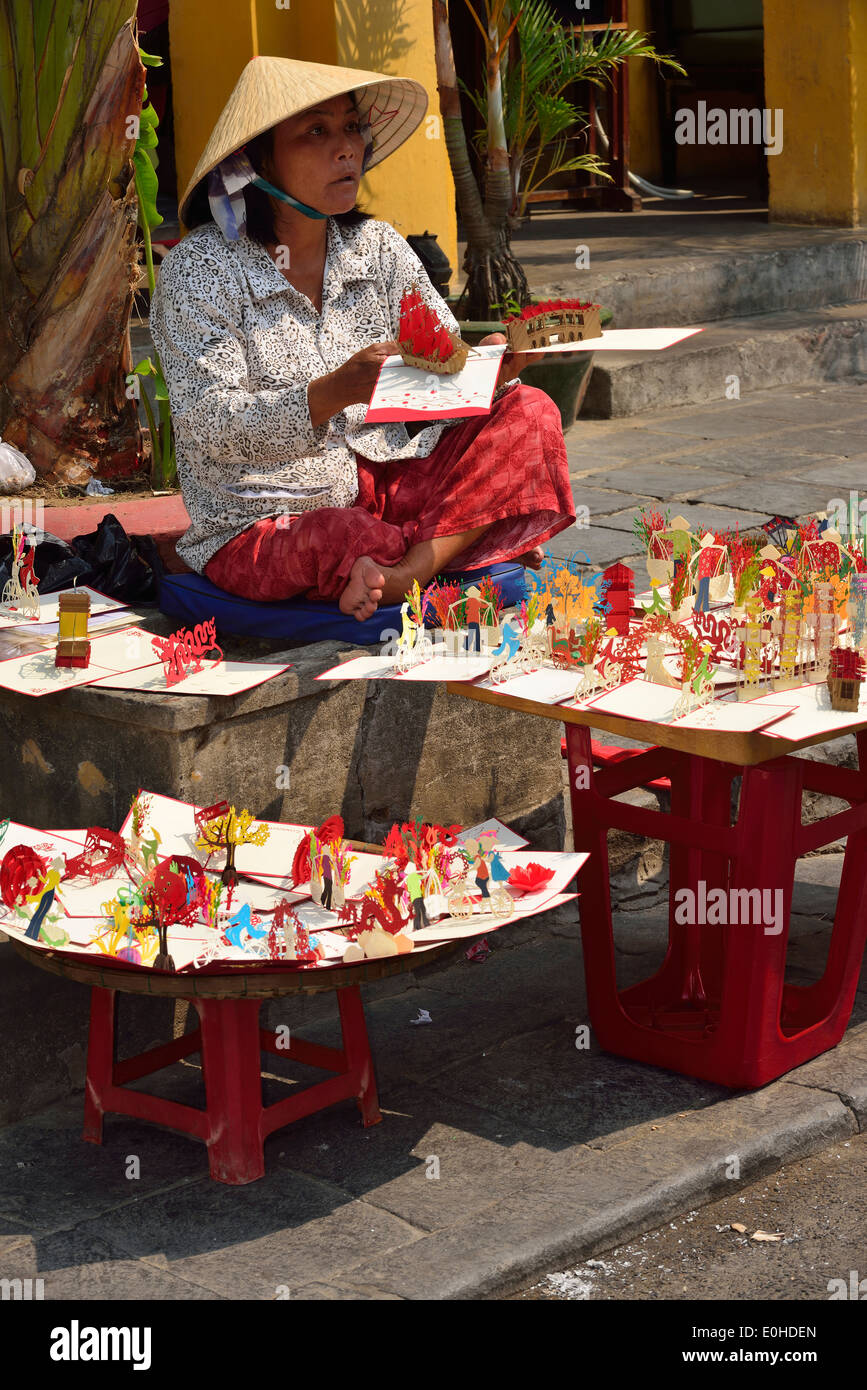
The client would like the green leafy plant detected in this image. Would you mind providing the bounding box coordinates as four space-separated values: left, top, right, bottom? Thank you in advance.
462 3 684 219
432 1 684 319
0 3 144 483
490 288 523 319
128 46 176 488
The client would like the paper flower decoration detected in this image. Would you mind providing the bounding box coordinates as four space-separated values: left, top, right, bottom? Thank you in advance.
507 862 555 894
0 845 48 908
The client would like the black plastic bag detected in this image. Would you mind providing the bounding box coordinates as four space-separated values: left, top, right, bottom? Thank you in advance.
0 514 162 602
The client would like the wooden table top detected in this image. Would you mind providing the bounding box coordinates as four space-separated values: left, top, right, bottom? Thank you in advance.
447 681 867 767
11 936 462 999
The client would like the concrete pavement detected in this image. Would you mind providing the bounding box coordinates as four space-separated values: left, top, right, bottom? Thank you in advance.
0 854 863 1300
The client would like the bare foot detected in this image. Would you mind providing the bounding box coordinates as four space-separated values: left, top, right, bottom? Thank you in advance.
517 546 545 570
339 556 385 621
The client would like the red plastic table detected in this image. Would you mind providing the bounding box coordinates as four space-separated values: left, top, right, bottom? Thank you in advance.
12 941 459 1185
448 681 867 1088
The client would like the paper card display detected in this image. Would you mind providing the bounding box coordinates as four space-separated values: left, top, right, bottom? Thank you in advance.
0 625 159 697
581 679 794 732
754 683 867 741
365 345 505 422
0 585 126 631
90 658 291 698
525 327 703 353
317 652 492 684
4 791 582 975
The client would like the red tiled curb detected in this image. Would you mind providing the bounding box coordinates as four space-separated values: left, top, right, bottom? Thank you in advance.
42 495 191 573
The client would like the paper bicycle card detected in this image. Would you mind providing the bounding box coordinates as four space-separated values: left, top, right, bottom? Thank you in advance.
365 343 506 422
581 678 796 732
0 584 128 631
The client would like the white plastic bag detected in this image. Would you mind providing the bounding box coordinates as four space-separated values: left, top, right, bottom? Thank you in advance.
0 441 36 494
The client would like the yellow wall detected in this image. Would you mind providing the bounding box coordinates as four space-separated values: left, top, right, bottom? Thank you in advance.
334 0 458 272
763 0 866 226
170 0 457 271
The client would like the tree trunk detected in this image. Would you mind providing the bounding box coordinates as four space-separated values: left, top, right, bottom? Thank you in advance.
0 4 144 484
432 0 529 321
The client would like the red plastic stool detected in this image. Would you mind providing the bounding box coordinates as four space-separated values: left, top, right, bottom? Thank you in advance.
82 985 381 1184
561 735 672 793
565 723 867 1087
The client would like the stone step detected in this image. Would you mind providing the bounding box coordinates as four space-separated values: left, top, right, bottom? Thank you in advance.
532 229 867 330
582 304 867 418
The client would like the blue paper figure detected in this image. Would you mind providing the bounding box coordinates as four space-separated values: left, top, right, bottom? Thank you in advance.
491 622 521 663
489 852 509 883
225 902 267 948
25 887 56 940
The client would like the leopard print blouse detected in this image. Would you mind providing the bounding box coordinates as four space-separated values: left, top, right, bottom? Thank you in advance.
149 217 468 574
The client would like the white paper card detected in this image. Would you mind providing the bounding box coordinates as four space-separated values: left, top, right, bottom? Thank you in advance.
365 345 504 422
673 701 795 732
526 327 702 353
0 585 126 630
475 668 580 705
90 658 290 697
456 818 530 850
755 683 867 741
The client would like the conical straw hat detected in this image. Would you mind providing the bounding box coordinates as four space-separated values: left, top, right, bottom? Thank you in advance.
179 55 428 225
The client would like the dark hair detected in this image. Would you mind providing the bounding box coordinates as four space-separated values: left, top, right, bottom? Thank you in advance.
185 108 372 240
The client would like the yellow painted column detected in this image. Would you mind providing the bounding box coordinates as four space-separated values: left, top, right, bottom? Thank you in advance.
626 0 662 182
169 1 338 223
334 0 458 275
763 0 866 226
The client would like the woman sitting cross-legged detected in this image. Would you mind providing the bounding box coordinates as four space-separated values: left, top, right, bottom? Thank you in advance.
150 55 576 622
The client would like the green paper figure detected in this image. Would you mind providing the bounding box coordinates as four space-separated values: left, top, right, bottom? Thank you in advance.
642 585 669 617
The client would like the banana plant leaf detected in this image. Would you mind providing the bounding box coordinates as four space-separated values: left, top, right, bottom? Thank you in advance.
0 2 145 483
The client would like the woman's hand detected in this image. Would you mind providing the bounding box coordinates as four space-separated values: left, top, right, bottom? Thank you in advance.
308 341 400 425
478 331 532 382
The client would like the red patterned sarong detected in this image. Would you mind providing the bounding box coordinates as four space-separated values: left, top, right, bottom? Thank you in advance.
204 383 574 601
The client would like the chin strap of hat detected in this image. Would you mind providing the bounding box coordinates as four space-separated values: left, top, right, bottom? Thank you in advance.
249 176 328 219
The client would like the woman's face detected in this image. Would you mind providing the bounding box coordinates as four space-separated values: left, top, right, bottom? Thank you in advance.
264 95 366 215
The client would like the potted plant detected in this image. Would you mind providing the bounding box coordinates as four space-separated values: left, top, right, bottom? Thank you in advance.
432 1 682 425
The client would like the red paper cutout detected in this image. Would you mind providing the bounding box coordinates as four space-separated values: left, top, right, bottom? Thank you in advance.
63 827 126 883
151 618 223 687
0 845 47 908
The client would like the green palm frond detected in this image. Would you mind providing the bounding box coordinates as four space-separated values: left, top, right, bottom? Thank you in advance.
461 0 686 216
